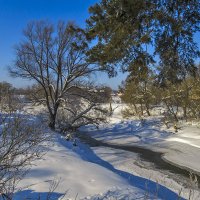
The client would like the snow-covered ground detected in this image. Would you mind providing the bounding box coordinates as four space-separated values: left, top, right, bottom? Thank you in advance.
79 104 200 198
15 131 183 200
15 133 140 199
3 103 199 199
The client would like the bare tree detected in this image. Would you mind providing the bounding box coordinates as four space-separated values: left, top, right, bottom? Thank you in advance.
10 21 100 129
0 113 46 199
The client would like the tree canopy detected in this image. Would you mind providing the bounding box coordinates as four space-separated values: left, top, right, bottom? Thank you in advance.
87 0 200 84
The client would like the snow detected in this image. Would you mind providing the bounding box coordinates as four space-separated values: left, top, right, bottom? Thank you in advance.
162 126 200 172
82 104 200 175
3 103 200 199
13 131 163 200
89 146 188 199
82 188 155 200
14 131 184 200
15 134 128 199
80 104 200 199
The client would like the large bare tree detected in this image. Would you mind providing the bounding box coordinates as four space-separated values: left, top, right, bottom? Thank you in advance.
10 21 100 129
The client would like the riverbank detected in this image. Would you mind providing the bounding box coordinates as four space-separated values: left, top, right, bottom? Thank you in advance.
80 104 200 175
79 104 200 198
78 131 200 199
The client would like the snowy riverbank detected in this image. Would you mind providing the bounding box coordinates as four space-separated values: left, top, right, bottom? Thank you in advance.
9 104 200 199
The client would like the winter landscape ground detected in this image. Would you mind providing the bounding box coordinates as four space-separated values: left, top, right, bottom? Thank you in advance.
3 103 198 200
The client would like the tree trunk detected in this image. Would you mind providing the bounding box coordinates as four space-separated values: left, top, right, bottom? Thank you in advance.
183 106 187 121
49 114 56 130
146 109 151 116
48 103 59 130
133 103 138 115
140 101 143 116
173 113 179 122
145 104 151 116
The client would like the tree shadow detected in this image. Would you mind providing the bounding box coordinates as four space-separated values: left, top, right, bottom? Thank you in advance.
13 189 64 200
80 118 173 148
74 142 185 200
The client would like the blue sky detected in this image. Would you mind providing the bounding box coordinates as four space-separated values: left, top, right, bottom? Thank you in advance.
0 0 199 89
0 0 127 89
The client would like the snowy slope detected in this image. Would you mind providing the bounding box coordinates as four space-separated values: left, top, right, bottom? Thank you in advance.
15 132 162 200
80 104 200 199
11 104 200 199
163 126 200 172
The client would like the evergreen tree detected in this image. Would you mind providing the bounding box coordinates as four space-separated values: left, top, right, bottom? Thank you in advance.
87 0 200 82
